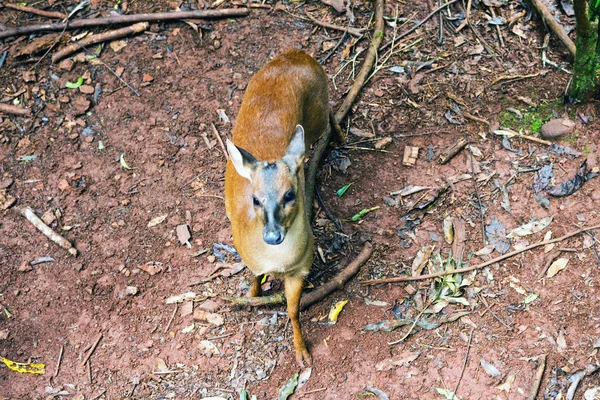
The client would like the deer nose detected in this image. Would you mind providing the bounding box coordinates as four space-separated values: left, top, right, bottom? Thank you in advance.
263 230 284 245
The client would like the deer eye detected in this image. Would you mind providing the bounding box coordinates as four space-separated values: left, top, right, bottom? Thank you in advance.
283 190 295 204
252 196 260 206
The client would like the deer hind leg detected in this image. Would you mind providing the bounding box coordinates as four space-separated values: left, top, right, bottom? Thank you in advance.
284 273 311 367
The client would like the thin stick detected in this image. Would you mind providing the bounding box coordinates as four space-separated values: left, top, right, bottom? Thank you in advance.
53 345 64 378
361 224 600 285
388 299 432 345
464 132 486 246
224 242 373 310
0 9 250 40
305 11 364 37
52 22 149 63
315 188 346 234
164 304 178 333
81 333 103 366
454 0 472 33
463 112 490 126
18 207 78 256
306 0 384 218
0 103 31 116
301 387 328 396
90 390 107 400
528 354 547 400
87 360 92 384
380 0 459 53
73 43 141 97
211 123 228 159
491 72 540 87
4 3 66 19
453 327 475 398
489 6 505 48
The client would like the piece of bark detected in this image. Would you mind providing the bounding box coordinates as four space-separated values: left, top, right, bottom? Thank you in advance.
0 103 31 116
438 138 468 164
52 22 148 63
402 146 419 166
0 9 250 40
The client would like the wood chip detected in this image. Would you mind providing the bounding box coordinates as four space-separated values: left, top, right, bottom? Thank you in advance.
402 146 419 166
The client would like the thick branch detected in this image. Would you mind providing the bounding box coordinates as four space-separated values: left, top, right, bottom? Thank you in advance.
305 0 385 216
224 242 373 310
529 0 576 56
361 224 600 285
0 9 249 40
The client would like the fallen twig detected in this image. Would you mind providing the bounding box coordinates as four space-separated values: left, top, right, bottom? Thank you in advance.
211 123 228 160
463 112 490 126
0 103 31 116
74 42 140 97
361 224 600 284
380 0 458 54
453 327 474 398
305 11 364 37
4 3 67 19
306 0 384 216
464 133 486 245
164 304 178 333
490 72 541 87
90 389 107 400
0 9 250 40
19 207 78 256
53 345 64 378
454 0 472 33
528 354 547 400
438 137 467 164
81 333 103 367
52 22 149 63
224 242 373 310
529 0 576 56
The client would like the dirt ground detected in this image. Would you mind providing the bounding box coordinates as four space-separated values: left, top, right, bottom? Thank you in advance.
1 0 600 399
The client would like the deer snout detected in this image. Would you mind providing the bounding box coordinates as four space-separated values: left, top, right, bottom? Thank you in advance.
263 227 284 245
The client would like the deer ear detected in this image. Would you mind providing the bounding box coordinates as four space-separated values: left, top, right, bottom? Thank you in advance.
227 140 258 181
283 125 306 171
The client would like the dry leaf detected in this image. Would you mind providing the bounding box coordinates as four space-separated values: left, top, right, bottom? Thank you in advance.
148 214 168 227
547 258 569 278
375 351 420 371
138 261 163 276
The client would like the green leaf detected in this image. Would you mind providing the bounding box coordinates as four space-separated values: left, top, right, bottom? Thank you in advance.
65 77 84 89
436 388 460 400
523 293 538 304
351 206 380 221
98 140 105 150
120 153 135 170
336 183 352 197
277 373 298 400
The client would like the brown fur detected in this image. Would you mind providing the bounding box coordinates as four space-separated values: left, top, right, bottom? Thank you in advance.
224 49 331 366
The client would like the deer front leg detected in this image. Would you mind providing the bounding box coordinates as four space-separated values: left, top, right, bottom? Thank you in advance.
250 274 264 298
284 274 311 367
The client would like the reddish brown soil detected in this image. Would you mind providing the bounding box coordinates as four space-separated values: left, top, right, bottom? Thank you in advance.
1 1 600 399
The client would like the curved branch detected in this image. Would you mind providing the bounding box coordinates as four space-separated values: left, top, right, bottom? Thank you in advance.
223 242 373 310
